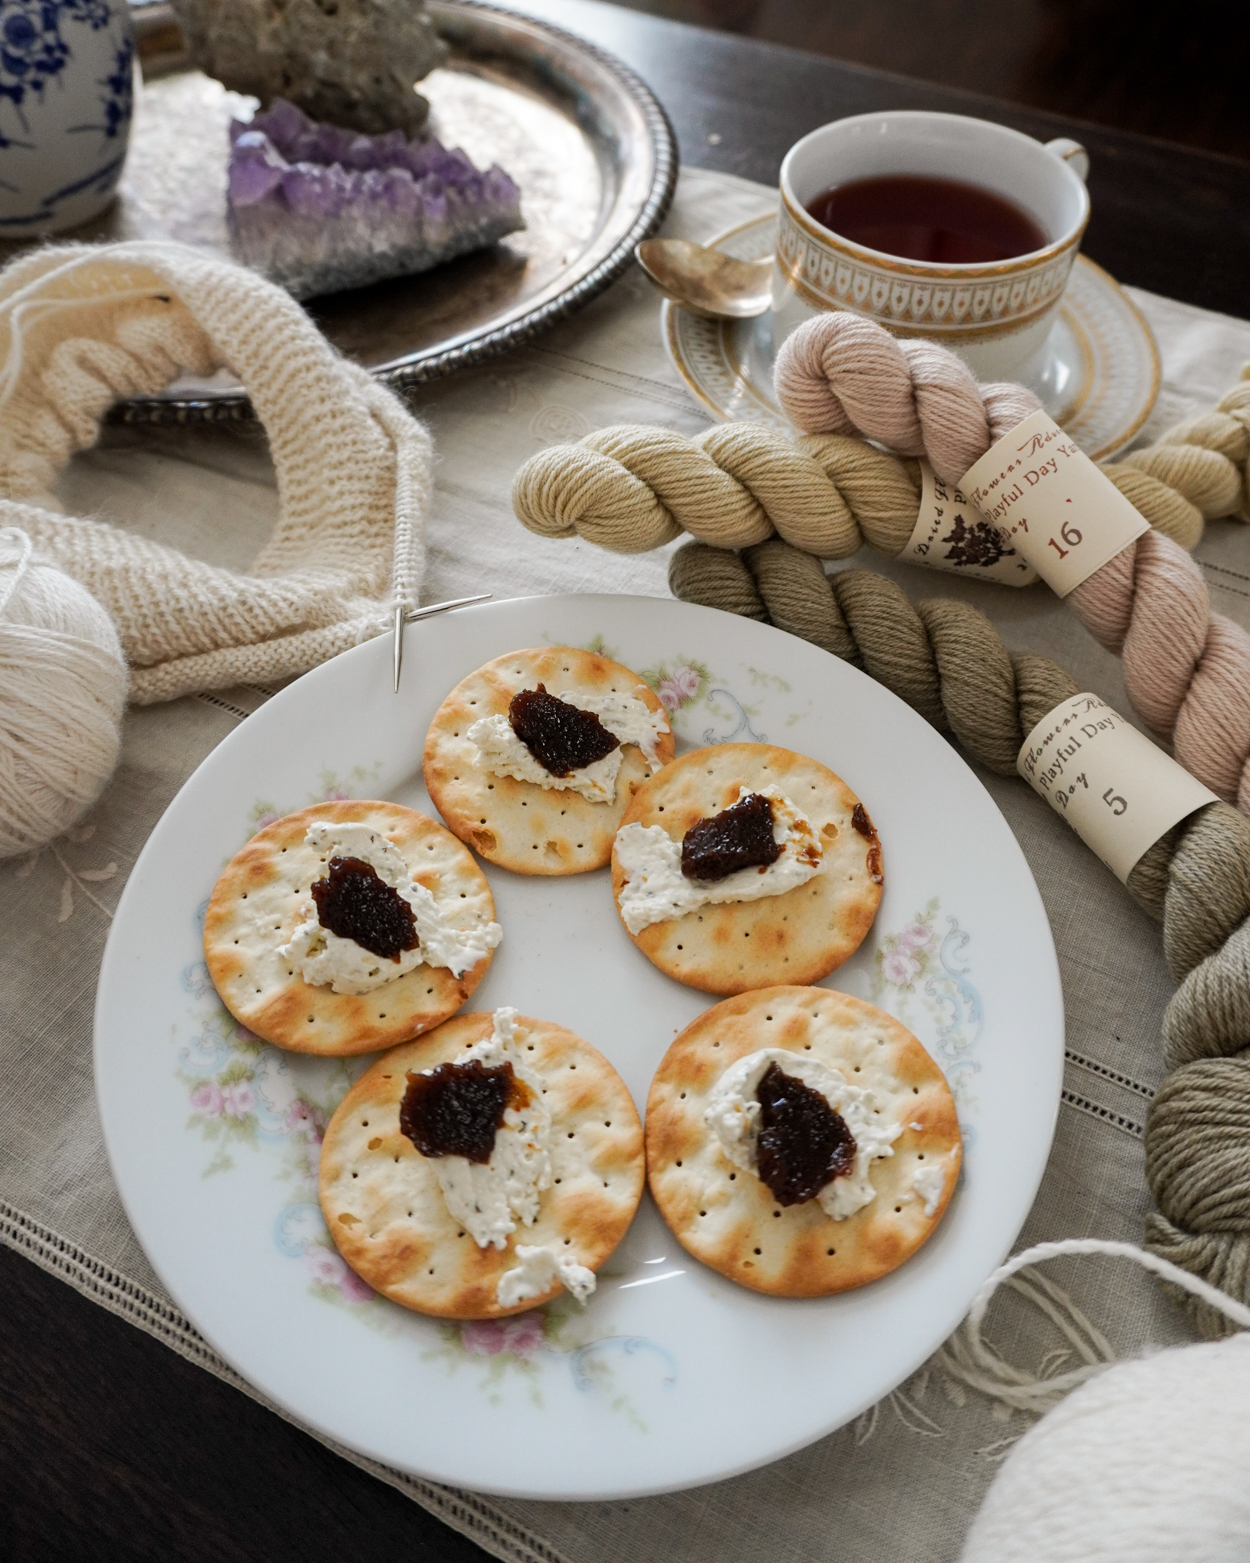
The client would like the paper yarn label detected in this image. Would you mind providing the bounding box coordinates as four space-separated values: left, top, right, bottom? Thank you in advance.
959 409 1148 597
902 463 1038 586
1018 693 1219 883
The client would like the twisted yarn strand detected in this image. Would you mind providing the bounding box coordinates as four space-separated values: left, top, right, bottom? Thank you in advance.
771 312 1250 808
668 534 1250 1334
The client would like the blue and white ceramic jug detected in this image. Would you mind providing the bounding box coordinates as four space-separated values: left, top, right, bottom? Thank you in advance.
0 0 135 235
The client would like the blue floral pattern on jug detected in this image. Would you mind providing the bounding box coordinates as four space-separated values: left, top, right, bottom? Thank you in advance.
0 0 134 232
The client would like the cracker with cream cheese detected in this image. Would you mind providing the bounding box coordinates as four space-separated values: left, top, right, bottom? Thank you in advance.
319 1012 645 1317
611 744 883 995
646 986 961 1298
423 647 674 875
204 801 499 1055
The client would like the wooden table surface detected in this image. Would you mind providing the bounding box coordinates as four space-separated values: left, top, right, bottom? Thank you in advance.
4 3 1247 1558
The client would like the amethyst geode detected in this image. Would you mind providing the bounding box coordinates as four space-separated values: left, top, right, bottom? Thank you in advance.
227 99 524 300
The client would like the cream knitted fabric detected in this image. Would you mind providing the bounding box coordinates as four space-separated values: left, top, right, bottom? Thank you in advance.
0 240 433 704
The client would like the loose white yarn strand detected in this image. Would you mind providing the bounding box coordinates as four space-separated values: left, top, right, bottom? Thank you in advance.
939 1238 1250 1415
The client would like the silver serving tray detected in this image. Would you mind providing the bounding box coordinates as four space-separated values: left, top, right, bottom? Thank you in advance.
9 1 676 422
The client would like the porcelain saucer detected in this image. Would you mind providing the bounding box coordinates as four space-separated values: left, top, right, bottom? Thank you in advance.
662 213 1161 461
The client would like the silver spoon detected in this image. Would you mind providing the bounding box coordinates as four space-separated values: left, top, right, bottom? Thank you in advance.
635 239 772 320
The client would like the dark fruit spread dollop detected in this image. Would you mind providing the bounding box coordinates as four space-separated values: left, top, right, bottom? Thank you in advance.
755 1061 857 1205
399 1058 526 1163
311 856 418 960
680 792 782 881
508 684 621 776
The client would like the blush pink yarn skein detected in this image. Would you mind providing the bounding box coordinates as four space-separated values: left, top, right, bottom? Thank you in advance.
775 313 1250 811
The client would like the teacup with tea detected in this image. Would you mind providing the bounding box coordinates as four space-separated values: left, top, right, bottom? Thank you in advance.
772 111 1090 383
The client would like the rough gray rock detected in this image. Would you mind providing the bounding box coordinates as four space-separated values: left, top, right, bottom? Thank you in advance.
171 0 447 135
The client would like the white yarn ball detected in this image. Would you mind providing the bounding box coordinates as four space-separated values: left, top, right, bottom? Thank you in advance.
0 526 127 858
961 1333 1250 1562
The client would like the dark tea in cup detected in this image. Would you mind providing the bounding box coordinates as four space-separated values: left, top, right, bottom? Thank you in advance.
806 175 1048 265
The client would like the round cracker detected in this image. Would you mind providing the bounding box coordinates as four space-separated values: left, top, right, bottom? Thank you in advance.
319 1012 645 1317
611 743 883 996
423 646 675 875
204 801 499 1056
645 986 961 1297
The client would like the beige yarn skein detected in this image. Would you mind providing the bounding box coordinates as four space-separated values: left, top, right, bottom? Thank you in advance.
0 527 126 858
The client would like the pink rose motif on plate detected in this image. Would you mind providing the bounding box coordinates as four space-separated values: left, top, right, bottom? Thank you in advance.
305 1247 347 1287
256 812 281 829
657 665 700 712
881 949 922 988
190 1081 223 1117
897 921 935 954
322 788 350 801
284 1098 322 1135
338 1266 375 1303
461 1313 546 1360
304 1243 375 1304
221 1081 256 1119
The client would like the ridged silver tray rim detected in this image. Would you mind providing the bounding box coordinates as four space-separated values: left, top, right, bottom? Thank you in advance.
113 0 677 425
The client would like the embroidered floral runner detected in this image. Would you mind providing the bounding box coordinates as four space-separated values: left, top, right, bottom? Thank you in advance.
4 166 1250 1563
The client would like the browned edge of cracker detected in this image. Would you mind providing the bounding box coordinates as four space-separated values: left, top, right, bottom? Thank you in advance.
203 801 497 1056
319 1012 646 1317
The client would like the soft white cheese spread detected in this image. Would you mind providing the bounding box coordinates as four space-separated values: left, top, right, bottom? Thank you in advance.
426 1008 553 1250
910 1160 948 1217
614 785 823 936
704 1048 903 1220
496 1243 596 1308
278 822 502 995
468 687 669 805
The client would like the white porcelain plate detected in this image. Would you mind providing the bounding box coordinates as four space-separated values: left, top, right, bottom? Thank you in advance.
664 213 1161 462
95 594 1062 1500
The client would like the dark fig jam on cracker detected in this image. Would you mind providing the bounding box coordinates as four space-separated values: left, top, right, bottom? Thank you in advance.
311 856 418 959
680 791 782 881
755 1061 856 1206
400 1058 525 1163
508 684 620 776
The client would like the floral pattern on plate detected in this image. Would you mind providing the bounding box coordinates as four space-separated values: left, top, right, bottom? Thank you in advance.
870 898 984 1128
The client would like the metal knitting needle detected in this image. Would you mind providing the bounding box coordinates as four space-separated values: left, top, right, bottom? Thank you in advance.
393 593 493 692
